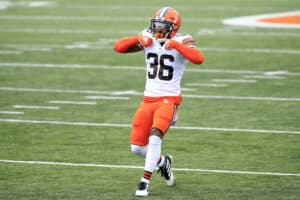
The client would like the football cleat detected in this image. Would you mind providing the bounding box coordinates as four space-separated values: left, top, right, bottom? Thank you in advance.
150 7 181 42
158 155 175 186
135 181 149 197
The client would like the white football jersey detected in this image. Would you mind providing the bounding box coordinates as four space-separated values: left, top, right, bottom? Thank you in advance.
141 29 192 97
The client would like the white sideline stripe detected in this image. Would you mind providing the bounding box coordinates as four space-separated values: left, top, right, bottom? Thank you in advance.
2 87 300 102
0 159 299 177
1 63 300 76
0 118 299 135
0 111 24 115
13 105 60 110
49 100 96 105
84 96 130 100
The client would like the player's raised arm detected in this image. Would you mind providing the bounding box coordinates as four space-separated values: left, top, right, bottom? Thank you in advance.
113 36 143 53
113 31 154 53
164 36 205 64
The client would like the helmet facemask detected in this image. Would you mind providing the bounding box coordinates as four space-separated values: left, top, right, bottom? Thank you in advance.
150 19 174 42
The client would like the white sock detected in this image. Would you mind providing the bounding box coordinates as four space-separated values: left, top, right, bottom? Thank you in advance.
157 156 165 167
131 144 148 158
144 135 162 173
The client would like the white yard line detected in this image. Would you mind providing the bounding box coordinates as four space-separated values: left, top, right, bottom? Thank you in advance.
2 42 300 54
184 94 300 102
0 15 219 23
201 47 300 55
0 28 296 38
212 79 257 83
0 111 24 115
0 62 144 71
0 159 299 177
181 88 197 91
49 100 96 105
0 50 22 55
243 75 285 80
84 96 129 100
0 62 300 76
13 105 60 110
58 4 272 11
1 87 300 102
198 28 300 37
185 83 228 87
0 28 138 35
0 118 299 135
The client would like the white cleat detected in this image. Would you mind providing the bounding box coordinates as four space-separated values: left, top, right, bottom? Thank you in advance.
135 181 149 197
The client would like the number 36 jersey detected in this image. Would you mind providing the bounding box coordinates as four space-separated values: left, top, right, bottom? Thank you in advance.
141 29 193 97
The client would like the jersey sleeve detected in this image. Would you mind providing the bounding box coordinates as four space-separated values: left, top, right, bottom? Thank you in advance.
171 34 204 64
175 34 196 48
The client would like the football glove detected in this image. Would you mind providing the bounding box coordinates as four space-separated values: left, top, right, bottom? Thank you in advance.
164 39 179 50
137 33 153 47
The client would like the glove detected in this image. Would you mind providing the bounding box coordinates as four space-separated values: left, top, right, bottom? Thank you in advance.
137 33 153 47
164 39 179 50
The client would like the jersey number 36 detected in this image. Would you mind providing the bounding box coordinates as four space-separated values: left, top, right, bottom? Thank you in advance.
147 53 174 81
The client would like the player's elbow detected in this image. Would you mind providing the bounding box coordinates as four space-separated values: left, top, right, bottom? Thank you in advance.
191 54 205 64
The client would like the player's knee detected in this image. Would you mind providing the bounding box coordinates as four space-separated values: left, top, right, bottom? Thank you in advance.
151 128 164 139
131 144 147 158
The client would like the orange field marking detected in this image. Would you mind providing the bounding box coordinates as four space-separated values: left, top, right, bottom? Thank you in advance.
223 11 300 28
257 14 300 24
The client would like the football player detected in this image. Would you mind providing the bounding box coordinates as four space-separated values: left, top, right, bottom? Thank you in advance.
114 7 204 197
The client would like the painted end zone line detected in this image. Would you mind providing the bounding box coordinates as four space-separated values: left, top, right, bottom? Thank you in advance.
0 159 299 177
0 118 299 135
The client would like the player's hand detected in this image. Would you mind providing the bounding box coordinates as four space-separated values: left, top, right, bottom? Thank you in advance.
137 33 153 47
164 39 179 50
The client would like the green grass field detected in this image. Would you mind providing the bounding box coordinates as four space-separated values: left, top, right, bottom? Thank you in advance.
0 0 300 199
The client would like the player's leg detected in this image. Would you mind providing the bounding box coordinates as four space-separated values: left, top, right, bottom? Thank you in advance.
153 101 176 186
136 101 176 196
130 103 153 158
130 102 156 196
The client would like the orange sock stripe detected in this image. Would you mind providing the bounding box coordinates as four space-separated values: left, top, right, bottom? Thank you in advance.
143 171 153 180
